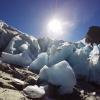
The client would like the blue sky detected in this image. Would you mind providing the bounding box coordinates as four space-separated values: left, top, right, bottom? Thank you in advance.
0 0 100 41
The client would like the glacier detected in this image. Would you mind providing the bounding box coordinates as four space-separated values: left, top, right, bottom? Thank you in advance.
0 21 100 95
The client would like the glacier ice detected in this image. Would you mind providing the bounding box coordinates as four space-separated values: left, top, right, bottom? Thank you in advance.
68 44 92 78
0 30 15 52
48 42 76 66
89 43 99 57
39 60 76 95
5 35 24 54
5 34 40 60
1 20 100 86
88 43 100 84
76 42 85 49
0 21 20 52
29 53 48 72
38 37 64 53
1 51 32 67
23 85 45 98
38 37 52 52
67 43 100 84
29 42 76 72
89 43 99 65
18 43 29 52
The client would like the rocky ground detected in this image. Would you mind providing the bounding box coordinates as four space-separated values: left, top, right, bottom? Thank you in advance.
0 61 100 100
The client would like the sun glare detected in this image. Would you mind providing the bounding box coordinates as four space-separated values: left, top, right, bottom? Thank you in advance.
46 17 74 39
47 18 64 38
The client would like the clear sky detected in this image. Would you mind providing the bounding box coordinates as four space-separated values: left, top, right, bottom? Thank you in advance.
0 0 100 41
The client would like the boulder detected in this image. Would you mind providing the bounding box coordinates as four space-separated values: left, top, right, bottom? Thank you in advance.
85 26 100 44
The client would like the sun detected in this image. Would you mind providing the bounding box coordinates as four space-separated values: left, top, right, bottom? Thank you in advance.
48 18 63 33
47 18 64 38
